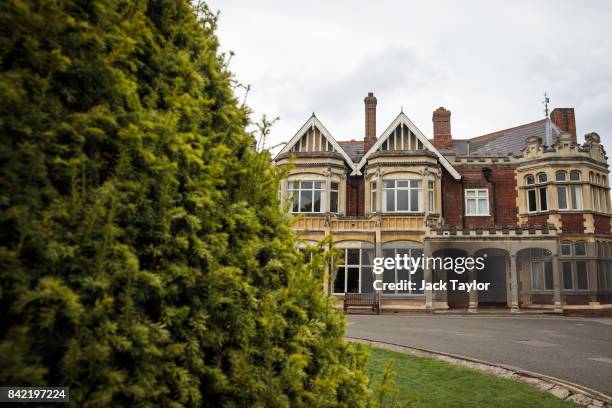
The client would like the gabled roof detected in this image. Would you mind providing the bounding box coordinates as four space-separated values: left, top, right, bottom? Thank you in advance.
441 119 562 157
354 112 461 179
274 114 356 171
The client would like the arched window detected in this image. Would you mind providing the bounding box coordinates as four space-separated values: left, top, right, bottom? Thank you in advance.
526 173 547 212
556 170 567 181
570 170 581 181
560 241 572 256
575 241 587 256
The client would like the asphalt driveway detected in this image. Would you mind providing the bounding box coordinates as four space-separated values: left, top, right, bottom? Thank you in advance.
346 315 612 396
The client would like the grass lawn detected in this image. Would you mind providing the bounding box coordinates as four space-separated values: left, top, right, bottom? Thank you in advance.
366 346 580 408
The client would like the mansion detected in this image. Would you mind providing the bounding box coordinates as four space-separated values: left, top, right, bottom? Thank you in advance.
273 93 612 314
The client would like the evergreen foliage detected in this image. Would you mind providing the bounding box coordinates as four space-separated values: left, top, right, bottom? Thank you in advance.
0 0 372 406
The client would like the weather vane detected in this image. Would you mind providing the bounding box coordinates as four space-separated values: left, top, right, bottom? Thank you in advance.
542 92 550 117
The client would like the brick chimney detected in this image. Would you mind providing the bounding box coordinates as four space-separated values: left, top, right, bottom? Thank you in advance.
432 107 452 149
364 92 377 149
550 108 576 144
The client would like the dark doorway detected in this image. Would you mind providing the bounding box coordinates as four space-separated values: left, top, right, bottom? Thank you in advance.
476 253 508 306
436 248 469 309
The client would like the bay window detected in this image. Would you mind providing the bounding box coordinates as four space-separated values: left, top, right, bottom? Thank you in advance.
465 189 489 216
555 170 582 210
383 180 422 212
371 180 377 213
525 173 547 212
330 182 339 213
288 180 338 213
428 181 435 212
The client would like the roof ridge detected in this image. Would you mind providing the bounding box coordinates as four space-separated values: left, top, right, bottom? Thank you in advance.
467 118 547 142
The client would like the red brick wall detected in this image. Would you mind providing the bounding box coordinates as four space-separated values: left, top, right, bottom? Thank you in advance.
594 214 611 235
550 108 576 144
560 213 584 233
441 165 517 228
346 175 364 216
526 215 549 226
490 167 517 226
441 169 463 226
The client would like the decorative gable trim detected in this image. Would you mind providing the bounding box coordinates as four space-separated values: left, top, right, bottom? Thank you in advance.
274 114 356 171
354 112 461 179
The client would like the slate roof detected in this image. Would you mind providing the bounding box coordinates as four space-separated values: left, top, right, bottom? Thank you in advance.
338 140 366 163
440 119 561 157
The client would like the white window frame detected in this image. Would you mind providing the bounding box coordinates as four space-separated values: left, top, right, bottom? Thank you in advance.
288 180 326 214
329 182 339 213
383 179 422 213
465 189 489 216
370 180 377 213
332 247 375 295
428 181 435 213
381 245 424 296
554 170 583 211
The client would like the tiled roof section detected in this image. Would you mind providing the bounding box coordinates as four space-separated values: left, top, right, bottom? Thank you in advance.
338 140 365 163
442 119 561 157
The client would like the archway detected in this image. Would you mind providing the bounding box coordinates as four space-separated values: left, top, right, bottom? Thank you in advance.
433 248 469 309
474 248 509 307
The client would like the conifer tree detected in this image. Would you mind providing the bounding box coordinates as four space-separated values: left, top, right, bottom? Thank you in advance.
0 0 372 406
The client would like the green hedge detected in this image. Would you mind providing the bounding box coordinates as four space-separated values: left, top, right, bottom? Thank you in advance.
0 1 370 406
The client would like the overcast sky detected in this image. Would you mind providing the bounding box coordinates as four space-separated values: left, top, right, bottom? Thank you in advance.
207 0 612 153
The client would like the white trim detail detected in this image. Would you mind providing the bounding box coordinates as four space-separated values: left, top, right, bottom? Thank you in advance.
274 114 357 172
354 112 461 180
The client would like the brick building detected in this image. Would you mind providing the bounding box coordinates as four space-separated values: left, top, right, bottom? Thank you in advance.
273 93 612 313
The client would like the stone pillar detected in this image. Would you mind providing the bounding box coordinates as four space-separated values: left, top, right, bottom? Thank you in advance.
424 241 433 311
324 217 331 294
280 178 288 209
324 170 331 213
340 173 347 216
423 175 430 217
509 253 520 312
468 254 478 312
552 254 563 313
588 258 599 304
376 172 383 214
374 216 383 302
